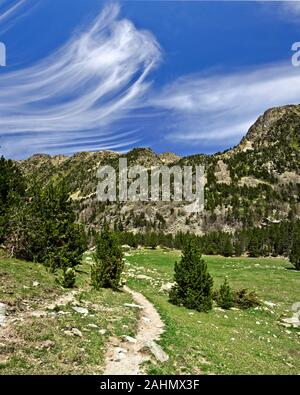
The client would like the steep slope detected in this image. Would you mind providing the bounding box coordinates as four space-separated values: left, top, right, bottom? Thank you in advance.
17 105 300 235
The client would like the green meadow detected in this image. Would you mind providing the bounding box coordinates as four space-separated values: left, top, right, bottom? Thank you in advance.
125 249 300 375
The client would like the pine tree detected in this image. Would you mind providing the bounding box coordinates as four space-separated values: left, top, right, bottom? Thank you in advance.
91 225 124 289
289 231 300 271
6 181 87 270
0 156 26 242
223 237 234 257
248 233 260 257
216 279 234 309
169 238 213 312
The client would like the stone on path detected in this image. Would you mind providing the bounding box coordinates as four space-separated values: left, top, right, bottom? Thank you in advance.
124 303 144 310
142 340 169 363
122 335 137 344
0 303 6 327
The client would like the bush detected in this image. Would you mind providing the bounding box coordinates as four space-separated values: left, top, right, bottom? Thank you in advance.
61 267 76 288
216 279 234 309
91 226 124 290
169 238 213 312
232 288 260 309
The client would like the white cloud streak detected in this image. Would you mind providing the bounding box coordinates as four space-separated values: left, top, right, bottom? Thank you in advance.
0 3 161 157
280 1 300 19
150 63 300 148
0 0 39 33
1 1 300 158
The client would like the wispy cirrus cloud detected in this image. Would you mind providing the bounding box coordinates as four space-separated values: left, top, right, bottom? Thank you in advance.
280 1 300 18
0 3 161 157
0 0 39 33
1 1 300 158
150 63 300 149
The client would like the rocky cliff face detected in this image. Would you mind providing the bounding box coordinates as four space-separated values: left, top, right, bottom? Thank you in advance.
17 105 300 235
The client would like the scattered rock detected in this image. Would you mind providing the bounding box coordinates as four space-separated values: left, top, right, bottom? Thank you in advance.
280 322 292 328
32 281 40 287
281 314 300 328
264 301 277 308
31 311 48 318
124 303 144 310
142 340 169 362
198 356 211 365
57 311 70 316
99 329 107 335
0 302 6 326
122 335 137 344
87 324 98 329
114 347 128 359
136 274 152 281
72 306 89 315
159 282 174 293
37 340 55 350
64 327 83 337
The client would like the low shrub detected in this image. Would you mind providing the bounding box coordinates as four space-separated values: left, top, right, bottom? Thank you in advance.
232 288 260 309
61 267 76 288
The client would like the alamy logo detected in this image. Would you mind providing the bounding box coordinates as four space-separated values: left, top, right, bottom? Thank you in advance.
291 42 300 67
0 42 6 67
96 158 205 213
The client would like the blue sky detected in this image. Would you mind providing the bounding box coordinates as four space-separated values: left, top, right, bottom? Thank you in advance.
1 0 300 158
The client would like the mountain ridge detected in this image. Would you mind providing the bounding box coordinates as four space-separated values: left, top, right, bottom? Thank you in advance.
16 104 300 235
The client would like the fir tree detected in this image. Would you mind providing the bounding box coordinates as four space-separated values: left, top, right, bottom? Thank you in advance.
216 279 234 309
223 237 234 257
248 233 260 258
91 225 124 289
0 156 26 242
289 231 300 271
169 238 213 312
6 181 87 271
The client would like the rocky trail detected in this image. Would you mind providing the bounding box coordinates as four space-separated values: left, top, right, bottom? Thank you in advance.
103 286 168 375
0 282 169 375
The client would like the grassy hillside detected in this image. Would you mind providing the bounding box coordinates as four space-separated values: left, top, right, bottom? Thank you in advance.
0 254 138 375
1 249 299 375
125 249 300 375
